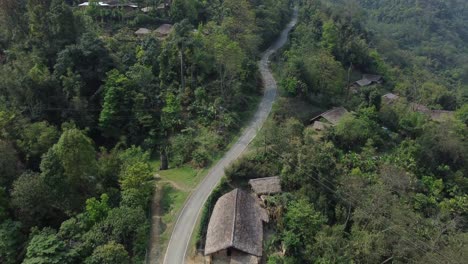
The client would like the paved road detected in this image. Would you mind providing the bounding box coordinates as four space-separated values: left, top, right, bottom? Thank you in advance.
162 7 298 264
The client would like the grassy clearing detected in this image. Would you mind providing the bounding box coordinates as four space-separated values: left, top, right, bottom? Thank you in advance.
159 182 190 245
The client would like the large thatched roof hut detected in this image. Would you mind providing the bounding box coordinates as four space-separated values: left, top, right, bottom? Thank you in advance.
155 24 173 38
135 28 151 36
354 74 383 87
310 107 349 126
205 189 269 263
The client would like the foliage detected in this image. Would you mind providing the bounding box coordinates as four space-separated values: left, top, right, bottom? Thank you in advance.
0 140 20 190
84 241 130 264
11 172 57 228
40 128 98 213
23 228 72 264
0 220 23 264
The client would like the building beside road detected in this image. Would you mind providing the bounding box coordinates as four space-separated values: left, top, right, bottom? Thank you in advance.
204 188 269 264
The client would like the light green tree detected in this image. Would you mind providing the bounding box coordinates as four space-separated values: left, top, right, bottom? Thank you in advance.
85 241 130 264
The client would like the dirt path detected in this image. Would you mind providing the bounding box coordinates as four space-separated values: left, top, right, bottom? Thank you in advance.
147 183 163 263
161 7 299 264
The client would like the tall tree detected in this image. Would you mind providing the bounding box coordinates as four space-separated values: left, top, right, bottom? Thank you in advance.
40 128 98 213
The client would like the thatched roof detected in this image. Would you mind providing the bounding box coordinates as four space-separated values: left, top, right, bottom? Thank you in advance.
205 189 268 257
230 250 260 264
382 93 400 104
79 1 137 7
311 121 330 131
155 24 173 36
355 74 383 87
249 177 282 195
141 3 166 12
135 28 151 35
429 110 454 121
310 107 349 125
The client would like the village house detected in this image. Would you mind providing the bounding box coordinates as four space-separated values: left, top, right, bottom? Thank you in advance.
78 0 138 9
354 74 383 87
134 28 151 36
141 0 170 13
428 110 454 121
382 94 454 122
205 188 269 264
309 107 349 131
155 24 174 38
382 93 400 105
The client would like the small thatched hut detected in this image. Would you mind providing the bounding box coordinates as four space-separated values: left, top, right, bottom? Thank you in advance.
382 93 400 105
354 74 383 87
79 1 137 9
428 110 454 121
205 189 269 264
310 107 349 126
249 176 282 196
135 28 151 36
155 24 173 38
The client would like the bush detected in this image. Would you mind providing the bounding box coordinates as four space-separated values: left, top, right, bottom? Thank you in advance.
170 133 196 167
191 147 210 168
128 14 158 27
225 154 279 183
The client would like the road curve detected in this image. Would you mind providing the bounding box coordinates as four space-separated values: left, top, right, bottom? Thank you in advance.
162 7 298 264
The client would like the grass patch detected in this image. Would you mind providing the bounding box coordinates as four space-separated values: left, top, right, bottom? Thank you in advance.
151 160 209 190
159 183 190 244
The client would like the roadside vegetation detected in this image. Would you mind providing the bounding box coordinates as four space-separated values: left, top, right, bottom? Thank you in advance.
0 0 293 263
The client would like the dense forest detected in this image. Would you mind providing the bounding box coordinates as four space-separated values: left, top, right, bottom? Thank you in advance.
0 0 292 263
220 0 468 263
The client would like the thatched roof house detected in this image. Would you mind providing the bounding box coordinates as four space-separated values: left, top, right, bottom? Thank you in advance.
79 1 137 8
141 3 166 12
205 189 269 263
382 93 400 104
428 110 454 121
155 24 173 38
310 107 349 126
354 74 383 87
249 176 282 196
135 28 151 36
311 121 330 131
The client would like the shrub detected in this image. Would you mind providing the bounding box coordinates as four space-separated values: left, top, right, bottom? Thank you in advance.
225 154 279 183
170 133 196 167
191 147 210 168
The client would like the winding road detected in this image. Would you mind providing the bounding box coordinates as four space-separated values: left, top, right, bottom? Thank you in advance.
162 7 298 264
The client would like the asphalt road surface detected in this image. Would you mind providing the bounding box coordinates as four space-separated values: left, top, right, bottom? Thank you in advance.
162 7 298 264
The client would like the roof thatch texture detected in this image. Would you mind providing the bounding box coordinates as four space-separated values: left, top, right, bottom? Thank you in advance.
429 110 454 121
249 176 282 195
80 1 137 7
155 24 173 36
382 93 399 103
311 121 330 131
230 250 260 264
141 3 165 12
363 74 383 82
310 107 349 125
205 189 268 257
135 28 151 35
355 74 383 87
